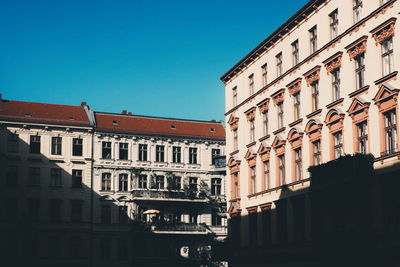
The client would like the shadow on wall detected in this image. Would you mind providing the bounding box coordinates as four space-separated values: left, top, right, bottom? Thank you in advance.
223 154 400 267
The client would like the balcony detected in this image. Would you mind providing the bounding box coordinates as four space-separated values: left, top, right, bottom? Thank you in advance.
131 189 208 202
151 222 208 234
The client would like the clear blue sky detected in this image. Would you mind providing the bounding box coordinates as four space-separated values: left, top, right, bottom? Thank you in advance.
1 0 308 121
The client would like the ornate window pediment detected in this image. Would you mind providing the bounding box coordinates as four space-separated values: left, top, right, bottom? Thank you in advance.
244 107 256 120
347 97 370 122
272 135 286 155
305 119 323 141
373 83 399 112
228 115 239 130
257 143 271 161
228 156 241 174
370 17 396 45
287 78 302 95
287 128 304 148
323 51 343 73
271 88 285 105
99 195 115 201
303 65 321 86
246 206 258 214
325 108 345 132
257 98 270 113
345 35 368 60
245 149 257 167
228 201 241 217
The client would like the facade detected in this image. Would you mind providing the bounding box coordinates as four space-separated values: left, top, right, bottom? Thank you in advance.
0 98 227 266
221 0 400 265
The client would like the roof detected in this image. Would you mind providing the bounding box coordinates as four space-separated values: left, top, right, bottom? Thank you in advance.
0 99 91 127
95 112 225 140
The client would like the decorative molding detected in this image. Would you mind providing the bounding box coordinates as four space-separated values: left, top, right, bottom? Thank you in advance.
306 109 322 119
286 77 302 95
244 106 256 121
246 206 258 214
348 85 370 98
246 141 256 148
347 97 370 123
257 143 271 162
345 35 368 60
288 118 303 128
303 65 321 86
287 128 304 148
370 17 396 45
373 83 400 112
305 119 323 141
271 88 285 105
374 71 398 85
228 157 241 174
326 98 344 109
324 108 345 132
323 51 343 73
258 134 270 142
257 98 270 113
273 127 286 136
272 136 286 155
259 203 272 211
228 115 239 131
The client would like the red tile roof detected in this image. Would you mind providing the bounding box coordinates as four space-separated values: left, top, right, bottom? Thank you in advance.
0 100 91 126
95 113 225 140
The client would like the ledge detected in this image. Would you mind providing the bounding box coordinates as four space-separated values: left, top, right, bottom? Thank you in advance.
374 71 398 85
375 151 400 163
259 135 270 142
326 98 344 109
248 178 311 198
348 85 370 98
306 109 322 119
288 118 303 128
246 141 256 148
273 127 286 135
230 150 239 156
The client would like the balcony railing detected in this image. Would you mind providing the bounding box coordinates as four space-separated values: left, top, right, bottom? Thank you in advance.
152 222 207 232
131 189 207 200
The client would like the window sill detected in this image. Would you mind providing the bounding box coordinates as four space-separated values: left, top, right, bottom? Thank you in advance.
259 135 270 142
374 71 398 85
288 118 303 128
306 109 322 119
230 150 239 156
348 85 369 98
246 141 256 148
375 151 400 163
326 98 344 109
273 127 286 135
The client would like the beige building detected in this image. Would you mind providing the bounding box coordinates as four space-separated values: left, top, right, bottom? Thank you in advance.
221 0 399 265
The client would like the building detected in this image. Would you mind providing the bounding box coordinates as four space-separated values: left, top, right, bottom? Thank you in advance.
0 98 227 267
221 0 399 265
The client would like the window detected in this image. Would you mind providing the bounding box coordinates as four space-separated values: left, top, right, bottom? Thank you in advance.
70 199 83 222
156 145 165 162
382 37 393 76
355 53 365 89
172 146 181 163
233 173 239 199
294 148 302 181
138 175 147 189
232 86 237 106
72 169 82 188
261 64 268 86
30 135 41 154
384 109 397 155
278 155 285 185
119 143 128 160
211 178 221 195
357 121 368 154
248 74 254 95
101 173 111 191
118 239 128 261
70 236 82 259
119 173 128 191
118 206 128 225
189 147 198 164
102 142 112 159
101 205 111 224
27 198 40 221
309 26 317 54
212 208 222 226
211 148 221 165
49 199 62 221
28 167 40 187
249 119 255 143
264 161 270 190
51 137 62 155
189 177 198 192
250 166 256 194
332 69 341 101
293 93 301 121
263 111 269 136
6 166 18 187
333 131 343 159
72 138 83 156
277 103 284 128
7 133 19 153
329 9 338 39
174 176 182 190
311 82 319 112
100 239 111 260
189 211 198 224
353 0 362 23
50 168 62 187
312 140 321 165
138 144 148 161
155 175 164 189
276 53 283 76
233 129 238 151
292 40 299 66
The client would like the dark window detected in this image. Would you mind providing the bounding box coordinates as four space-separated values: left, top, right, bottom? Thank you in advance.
382 37 393 76
311 81 319 112
138 175 147 189
293 93 301 120
101 205 111 224
6 165 18 187
250 166 256 194
212 208 222 226
138 144 148 161
249 119 255 143
309 26 317 54
174 176 182 190
233 129 238 150
294 148 302 181
118 239 128 261
261 64 268 86
156 145 165 162
72 170 82 188
332 69 341 101
277 103 284 128
70 199 83 222
189 147 198 164
313 140 321 165
100 238 111 260
155 175 164 189
101 173 111 191
276 52 283 76
49 199 62 221
248 74 254 95
119 206 128 225
232 86 237 106
211 178 221 195
292 40 299 66
189 177 198 192
384 109 397 155
172 146 181 163
233 173 239 199
119 143 128 160
355 53 365 89
51 137 62 155
278 155 285 185
30 135 41 154
27 198 40 221
4 198 18 222
329 9 338 39
102 142 112 159
50 168 62 187
263 111 269 136
119 173 128 191
333 131 343 159
70 236 82 259
211 148 221 165
264 161 270 190
353 0 362 23
189 211 198 224
7 133 19 153
48 235 61 259
72 138 83 156
357 121 368 154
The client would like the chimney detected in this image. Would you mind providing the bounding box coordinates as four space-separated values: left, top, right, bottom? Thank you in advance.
81 101 87 106
121 110 127 115
128 112 132 115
